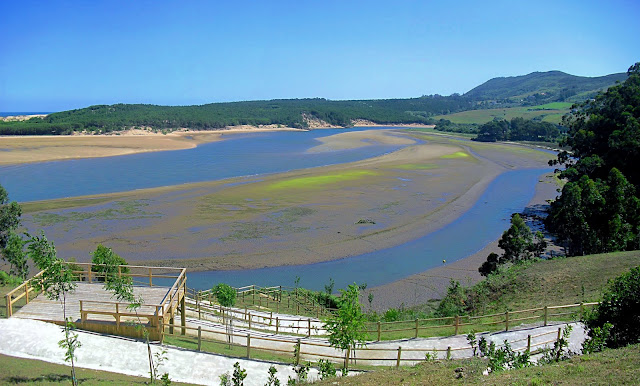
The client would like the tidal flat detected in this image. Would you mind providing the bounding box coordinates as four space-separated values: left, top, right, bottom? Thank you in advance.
19 131 554 274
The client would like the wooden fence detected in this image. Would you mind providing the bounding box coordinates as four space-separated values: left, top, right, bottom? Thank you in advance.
186 296 598 342
160 319 568 369
4 271 43 317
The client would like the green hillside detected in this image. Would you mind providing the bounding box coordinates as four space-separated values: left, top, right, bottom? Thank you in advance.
464 70 626 104
433 103 571 125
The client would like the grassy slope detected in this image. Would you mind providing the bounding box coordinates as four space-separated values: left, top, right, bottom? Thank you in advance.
314 344 640 385
0 354 196 385
466 251 640 314
433 104 569 125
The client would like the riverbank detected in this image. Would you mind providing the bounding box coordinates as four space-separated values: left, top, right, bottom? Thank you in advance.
366 170 560 311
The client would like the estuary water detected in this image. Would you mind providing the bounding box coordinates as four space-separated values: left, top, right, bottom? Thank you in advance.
1 128 552 290
0 127 408 202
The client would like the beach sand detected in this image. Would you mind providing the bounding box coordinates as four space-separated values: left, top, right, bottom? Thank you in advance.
0 127 304 165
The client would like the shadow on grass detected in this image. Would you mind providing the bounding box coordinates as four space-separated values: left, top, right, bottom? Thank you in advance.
6 374 79 383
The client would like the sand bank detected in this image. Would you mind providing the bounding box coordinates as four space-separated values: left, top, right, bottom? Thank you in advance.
0 127 304 165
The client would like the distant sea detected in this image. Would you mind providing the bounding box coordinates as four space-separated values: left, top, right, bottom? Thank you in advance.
0 112 52 117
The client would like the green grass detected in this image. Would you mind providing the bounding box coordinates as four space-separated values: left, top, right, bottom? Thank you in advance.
466 251 640 315
440 151 469 159
0 353 196 385
434 103 570 125
267 170 379 190
313 344 640 385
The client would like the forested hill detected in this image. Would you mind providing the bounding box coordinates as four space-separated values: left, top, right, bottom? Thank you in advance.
0 69 627 135
0 96 471 135
464 70 627 104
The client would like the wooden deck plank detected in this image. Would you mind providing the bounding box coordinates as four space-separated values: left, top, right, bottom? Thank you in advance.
12 283 172 323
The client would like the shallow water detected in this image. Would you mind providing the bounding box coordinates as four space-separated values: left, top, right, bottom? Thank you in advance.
167 168 552 291
0 128 408 202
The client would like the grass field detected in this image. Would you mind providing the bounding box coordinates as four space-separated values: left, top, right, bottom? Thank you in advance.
433 103 572 125
0 354 195 385
313 344 640 385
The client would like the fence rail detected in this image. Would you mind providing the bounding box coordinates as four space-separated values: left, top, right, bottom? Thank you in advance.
186 295 598 342
160 319 568 369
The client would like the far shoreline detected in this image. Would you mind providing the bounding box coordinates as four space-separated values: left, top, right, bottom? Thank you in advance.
0 123 435 166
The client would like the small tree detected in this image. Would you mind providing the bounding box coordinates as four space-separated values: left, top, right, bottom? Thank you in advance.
213 283 236 345
0 184 22 251
324 283 367 368
91 244 129 281
584 266 640 349
479 213 546 276
2 230 28 280
27 232 80 386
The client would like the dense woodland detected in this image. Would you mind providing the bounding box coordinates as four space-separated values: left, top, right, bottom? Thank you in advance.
0 96 471 135
546 63 640 256
473 117 562 142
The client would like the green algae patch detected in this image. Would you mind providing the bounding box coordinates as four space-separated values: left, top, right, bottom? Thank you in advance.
441 151 469 159
390 163 438 170
267 170 380 190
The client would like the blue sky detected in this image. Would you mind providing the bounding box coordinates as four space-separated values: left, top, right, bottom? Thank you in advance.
1 0 638 112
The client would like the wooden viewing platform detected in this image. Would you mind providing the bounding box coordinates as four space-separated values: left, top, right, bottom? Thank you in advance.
5 263 187 340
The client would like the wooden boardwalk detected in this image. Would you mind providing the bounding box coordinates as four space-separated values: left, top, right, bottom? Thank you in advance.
13 283 172 324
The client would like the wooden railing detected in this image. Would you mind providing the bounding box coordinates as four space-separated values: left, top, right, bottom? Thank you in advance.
186 296 598 341
76 265 188 334
4 270 43 317
160 319 568 369
65 262 184 287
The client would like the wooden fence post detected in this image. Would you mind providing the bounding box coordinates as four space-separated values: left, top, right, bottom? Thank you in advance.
197 326 202 351
377 321 381 341
248 313 252 330
415 318 419 339
246 334 251 358
527 334 531 352
295 338 301 365
25 282 29 304
454 315 460 335
345 347 350 369
396 346 402 368
159 321 164 344
149 268 153 287
308 318 311 337
6 294 12 317
505 311 510 331
276 317 279 335
446 346 451 360
580 302 584 318
557 327 562 344
544 306 548 326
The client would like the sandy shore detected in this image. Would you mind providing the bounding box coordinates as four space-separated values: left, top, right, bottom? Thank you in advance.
0 127 304 165
367 171 561 311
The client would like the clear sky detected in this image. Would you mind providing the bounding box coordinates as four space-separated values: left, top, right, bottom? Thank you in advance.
1 0 638 112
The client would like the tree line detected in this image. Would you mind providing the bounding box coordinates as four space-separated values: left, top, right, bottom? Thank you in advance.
0 96 472 135
473 117 563 142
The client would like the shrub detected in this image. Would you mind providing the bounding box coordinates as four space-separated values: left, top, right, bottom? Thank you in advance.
90 244 129 281
583 266 640 348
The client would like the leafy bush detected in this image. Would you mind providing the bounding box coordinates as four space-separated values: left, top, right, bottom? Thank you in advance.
583 266 640 348
90 244 129 281
317 359 336 380
435 280 467 317
0 270 23 286
213 283 236 308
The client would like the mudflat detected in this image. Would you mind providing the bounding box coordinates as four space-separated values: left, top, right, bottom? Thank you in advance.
20 130 554 278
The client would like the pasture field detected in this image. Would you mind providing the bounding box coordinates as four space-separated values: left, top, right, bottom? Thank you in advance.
434 103 572 125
